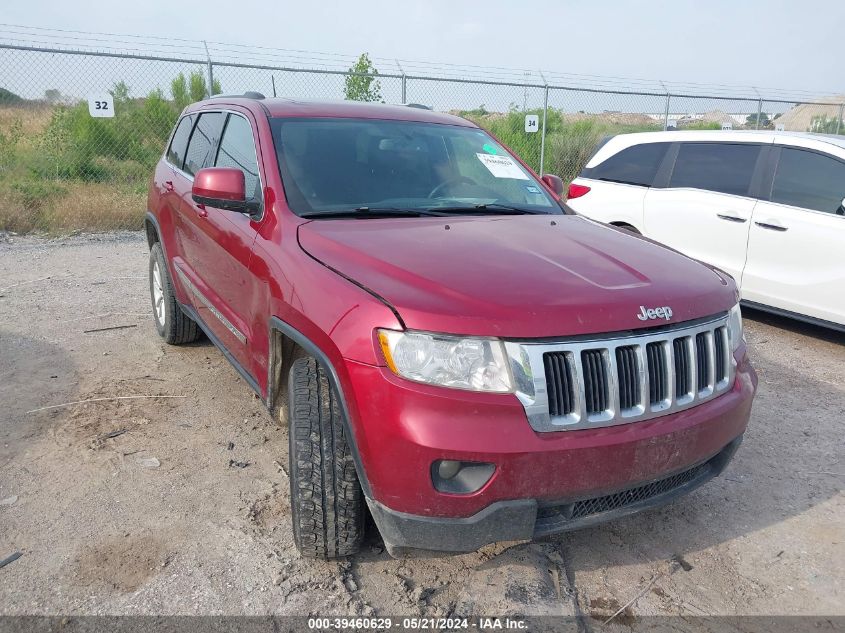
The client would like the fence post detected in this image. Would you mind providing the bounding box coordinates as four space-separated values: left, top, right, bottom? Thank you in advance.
756 98 763 130
837 103 844 136
203 41 214 97
663 92 671 131
395 60 407 104
539 84 549 177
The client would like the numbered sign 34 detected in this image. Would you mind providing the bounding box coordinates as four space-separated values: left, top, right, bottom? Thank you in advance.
88 94 114 118
524 114 539 133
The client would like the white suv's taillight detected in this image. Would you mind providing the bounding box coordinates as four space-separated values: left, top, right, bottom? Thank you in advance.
567 183 591 199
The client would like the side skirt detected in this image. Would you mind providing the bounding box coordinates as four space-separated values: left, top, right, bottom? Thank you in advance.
178 301 263 401
741 300 845 333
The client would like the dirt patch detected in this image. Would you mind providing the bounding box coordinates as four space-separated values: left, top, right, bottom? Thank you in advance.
73 534 171 593
589 596 635 626
248 487 289 534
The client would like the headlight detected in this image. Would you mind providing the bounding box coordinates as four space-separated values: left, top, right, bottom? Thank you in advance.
377 329 514 393
727 303 743 352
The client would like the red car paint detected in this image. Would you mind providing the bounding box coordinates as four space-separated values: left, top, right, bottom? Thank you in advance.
147 97 756 528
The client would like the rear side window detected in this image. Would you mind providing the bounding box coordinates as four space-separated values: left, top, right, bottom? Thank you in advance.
215 114 260 200
166 115 193 169
588 142 669 186
771 148 845 214
183 112 225 176
670 143 760 196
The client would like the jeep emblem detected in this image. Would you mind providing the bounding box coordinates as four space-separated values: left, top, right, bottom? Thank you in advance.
637 305 673 321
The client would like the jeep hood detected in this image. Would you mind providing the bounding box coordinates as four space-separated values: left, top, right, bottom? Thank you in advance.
297 215 735 338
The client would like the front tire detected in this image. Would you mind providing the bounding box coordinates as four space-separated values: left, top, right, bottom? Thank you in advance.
288 357 365 559
148 243 200 345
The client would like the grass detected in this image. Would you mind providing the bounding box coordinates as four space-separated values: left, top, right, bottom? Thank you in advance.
0 100 163 234
0 179 145 233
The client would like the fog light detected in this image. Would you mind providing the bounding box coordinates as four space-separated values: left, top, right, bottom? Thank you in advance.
437 460 462 480
431 460 496 494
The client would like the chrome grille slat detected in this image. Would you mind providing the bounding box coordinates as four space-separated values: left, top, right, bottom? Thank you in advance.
508 315 736 433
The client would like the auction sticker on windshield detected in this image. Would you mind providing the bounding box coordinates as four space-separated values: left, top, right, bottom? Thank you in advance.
476 153 530 180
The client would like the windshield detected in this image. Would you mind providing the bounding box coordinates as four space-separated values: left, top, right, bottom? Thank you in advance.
270 117 562 216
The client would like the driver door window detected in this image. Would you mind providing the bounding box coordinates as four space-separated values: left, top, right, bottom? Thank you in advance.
215 114 261 201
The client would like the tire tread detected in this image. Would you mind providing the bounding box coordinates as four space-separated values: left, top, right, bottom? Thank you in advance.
288 357 364 559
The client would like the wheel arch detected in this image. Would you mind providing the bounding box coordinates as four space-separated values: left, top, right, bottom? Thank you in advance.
144 211 160 249
610 221 641 234
267 316 373 497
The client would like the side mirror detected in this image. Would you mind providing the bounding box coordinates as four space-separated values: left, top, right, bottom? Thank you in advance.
192 167 256 213
541 174 564 197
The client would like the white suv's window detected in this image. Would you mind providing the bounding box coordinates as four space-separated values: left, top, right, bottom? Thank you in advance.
587 142 669 187
771 148 845 215
669 142 760 197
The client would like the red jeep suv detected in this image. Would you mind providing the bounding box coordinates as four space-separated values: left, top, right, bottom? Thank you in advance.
145 95 757 558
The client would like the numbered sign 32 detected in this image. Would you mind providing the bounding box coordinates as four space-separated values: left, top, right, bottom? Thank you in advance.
524 114 539 133
88 94 114 118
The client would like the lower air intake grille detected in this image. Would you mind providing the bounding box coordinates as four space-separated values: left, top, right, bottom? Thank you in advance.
535 461 711 525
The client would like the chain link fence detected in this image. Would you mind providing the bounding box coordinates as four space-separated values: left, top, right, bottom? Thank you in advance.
1 42 843 233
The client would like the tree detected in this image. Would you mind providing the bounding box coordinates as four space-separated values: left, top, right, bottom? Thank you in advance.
745 112 771 128
809 114 843 134
171 73 189 110
170 71 222 110
344 53 382 102
110 81 131 105
44 89 61 103
0 87 24 105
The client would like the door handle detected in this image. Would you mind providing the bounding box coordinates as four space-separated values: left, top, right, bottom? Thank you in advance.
717 214 747 223
755 221 787 232
163 180 174 192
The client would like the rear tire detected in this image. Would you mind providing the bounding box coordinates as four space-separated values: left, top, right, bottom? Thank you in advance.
148 243 200 345
288 356 365 559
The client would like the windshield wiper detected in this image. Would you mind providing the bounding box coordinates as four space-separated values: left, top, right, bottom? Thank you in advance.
425 203 540 215
300 207 443 219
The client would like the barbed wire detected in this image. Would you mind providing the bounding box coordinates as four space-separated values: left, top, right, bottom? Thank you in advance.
1 22 841 103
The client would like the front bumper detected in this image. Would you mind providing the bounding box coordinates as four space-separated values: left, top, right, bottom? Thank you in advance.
369 436 741 554
343 350 756 550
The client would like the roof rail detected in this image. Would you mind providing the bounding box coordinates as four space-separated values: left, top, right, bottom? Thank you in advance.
210 91 266 100
404 103 432 110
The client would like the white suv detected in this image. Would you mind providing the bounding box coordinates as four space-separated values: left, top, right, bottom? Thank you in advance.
568 130 845 330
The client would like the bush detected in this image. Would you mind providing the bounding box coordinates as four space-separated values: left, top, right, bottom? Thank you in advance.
0 73 215 233
809 114 843 134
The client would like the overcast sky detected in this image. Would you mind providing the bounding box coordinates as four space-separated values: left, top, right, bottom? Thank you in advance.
4 0 844 95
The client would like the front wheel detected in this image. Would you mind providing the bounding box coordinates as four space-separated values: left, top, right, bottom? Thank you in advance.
288 356 365 559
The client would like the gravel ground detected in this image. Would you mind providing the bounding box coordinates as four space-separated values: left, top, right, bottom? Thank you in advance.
0 232 842 621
